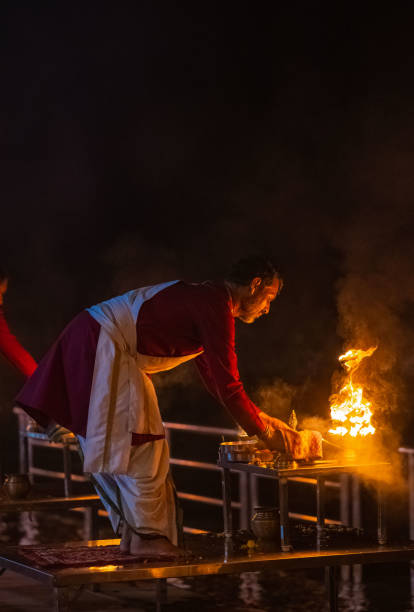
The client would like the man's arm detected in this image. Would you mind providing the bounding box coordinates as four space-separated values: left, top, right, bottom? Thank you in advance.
192 293 322 459
0 309 37 377
258 410 323 459
194 300 266 437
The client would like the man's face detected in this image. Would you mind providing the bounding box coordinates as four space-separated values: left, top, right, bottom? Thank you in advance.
237 275 281 324
0 279 8 307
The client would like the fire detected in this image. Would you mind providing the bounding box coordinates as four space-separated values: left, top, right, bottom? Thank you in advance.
329 346 377 438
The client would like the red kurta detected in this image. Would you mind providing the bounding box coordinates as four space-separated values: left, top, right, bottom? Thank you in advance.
0 307 37 377
16 281 266 437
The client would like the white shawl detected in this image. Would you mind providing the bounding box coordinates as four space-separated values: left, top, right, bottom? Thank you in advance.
83 281 202 473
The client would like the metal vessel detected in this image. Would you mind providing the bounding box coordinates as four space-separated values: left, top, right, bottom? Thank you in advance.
4 474 31 499
251 506 280 544
219 440 258 462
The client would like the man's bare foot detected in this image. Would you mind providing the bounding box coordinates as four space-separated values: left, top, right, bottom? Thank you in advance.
130 533 187 558
120 522 132 553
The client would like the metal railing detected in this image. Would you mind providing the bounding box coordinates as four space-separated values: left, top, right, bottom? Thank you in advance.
13 408 353 532
13 408 84 496
399 447 414 541
164 421 247 530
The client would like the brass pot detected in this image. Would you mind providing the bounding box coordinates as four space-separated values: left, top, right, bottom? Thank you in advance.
251 506 280 543
4 474 31 499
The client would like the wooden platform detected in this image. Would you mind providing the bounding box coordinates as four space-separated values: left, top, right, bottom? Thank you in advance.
1 537 414 611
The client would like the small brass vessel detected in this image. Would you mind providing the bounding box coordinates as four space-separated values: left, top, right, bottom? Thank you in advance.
251 506 280 546
4 473 31 499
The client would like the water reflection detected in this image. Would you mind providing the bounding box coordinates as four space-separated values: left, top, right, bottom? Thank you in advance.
339 578 369 612
239 571 262 608
410 562 414 610
19 512 40 545
17 511 84 546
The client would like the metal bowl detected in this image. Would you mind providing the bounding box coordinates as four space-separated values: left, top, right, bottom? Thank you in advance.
219 440 258 462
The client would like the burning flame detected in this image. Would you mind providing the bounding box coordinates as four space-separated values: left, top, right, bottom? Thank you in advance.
329 346 377 437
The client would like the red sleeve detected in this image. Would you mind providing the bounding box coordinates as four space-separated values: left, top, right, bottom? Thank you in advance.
193 296 266 437
0 309 37 377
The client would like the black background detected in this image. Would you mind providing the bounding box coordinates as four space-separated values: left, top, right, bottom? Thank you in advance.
2 2 414 470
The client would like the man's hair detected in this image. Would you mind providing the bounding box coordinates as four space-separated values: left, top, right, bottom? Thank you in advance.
227 255 280 286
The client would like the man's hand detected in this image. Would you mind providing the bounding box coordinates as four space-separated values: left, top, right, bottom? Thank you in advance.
258 411 291 452
262 428 286 452
258 411 323 460
46 422 74 443
258 411 291 432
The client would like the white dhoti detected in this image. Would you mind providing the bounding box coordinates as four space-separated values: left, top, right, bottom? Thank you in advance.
78 435 178 542
79 282 202 543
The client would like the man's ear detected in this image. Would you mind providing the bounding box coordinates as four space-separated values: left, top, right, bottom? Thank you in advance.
250 277 262 294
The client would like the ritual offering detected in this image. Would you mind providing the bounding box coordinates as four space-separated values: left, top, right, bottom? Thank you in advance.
252 448 275 467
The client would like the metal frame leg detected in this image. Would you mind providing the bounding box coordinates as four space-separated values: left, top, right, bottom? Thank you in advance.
250 473 259 510
316 475 326 529
53 586 84 610
84 506 100 593
27 438 35 485
221 468 233 537
377 482 387 545
326 566 339 612
239 472 249 530
409 455 414 542
14 408 28 475
278 477 291 552
340 474 350 526
19 432 28 475
340 474 351 581
352 475 361 528
351 475 362 583
84 506 99 540
155 578 167 612
53 587 70 612
316 475 326 549
410 560 414 603
62 443 73 497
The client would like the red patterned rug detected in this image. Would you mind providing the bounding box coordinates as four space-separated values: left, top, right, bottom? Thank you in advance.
17 545 179 569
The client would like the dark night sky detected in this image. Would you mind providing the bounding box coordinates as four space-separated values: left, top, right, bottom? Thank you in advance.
2 3 414 455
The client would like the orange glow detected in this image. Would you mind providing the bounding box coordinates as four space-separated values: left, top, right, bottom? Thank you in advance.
329 346 377 438
88 564 120 571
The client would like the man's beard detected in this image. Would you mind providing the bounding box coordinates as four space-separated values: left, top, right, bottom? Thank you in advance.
237 295 262 323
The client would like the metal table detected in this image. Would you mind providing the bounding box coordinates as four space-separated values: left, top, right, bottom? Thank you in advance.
1 537 414 612
218 458 390 551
